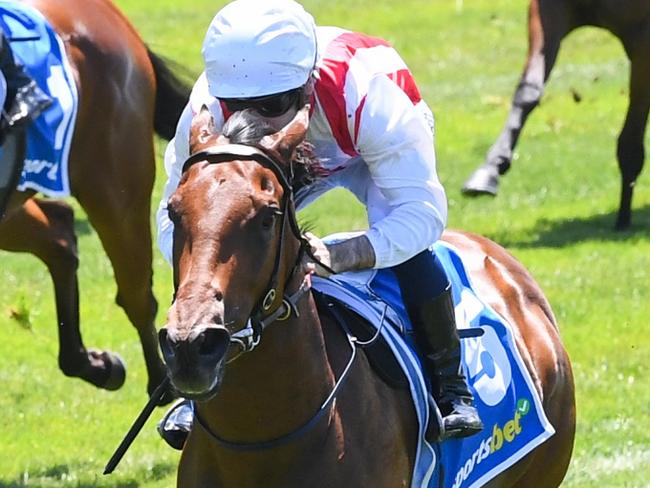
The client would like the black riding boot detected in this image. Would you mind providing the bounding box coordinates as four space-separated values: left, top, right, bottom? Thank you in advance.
410 286 483 441
157 398 193 450
0 33 52 128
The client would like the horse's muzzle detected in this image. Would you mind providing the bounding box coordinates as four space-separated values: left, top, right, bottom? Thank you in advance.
158 325 230 398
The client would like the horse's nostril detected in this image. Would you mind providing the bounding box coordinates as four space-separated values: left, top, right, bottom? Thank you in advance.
158 328 175 359
197 327 230 358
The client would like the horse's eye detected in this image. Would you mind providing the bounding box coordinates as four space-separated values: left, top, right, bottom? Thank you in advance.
167 204 180 224
167 195 184 224
261 207 282 230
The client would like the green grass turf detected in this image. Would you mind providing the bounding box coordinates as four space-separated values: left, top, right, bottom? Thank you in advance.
0 0 648 486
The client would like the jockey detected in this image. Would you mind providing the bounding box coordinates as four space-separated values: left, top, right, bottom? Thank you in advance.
0 30 52 135
156 0 483 448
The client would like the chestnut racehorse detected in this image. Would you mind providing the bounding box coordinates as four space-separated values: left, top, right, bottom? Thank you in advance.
158 107 576 487
462 0 650 230
0 0 189 400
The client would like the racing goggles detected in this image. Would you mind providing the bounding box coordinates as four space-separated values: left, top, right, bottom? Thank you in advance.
220 88 302 118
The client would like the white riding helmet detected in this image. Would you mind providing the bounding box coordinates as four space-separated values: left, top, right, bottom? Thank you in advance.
202 0 317 99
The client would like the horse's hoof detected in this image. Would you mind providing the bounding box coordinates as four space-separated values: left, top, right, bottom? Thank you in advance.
461 167 500 196
89 349 127 391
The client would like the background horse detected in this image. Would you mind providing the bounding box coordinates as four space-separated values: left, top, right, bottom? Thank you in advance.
0 0 189 399
158 107 576 487
461 0 650 230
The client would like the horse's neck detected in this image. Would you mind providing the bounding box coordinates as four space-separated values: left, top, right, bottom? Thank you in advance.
196 290 335 445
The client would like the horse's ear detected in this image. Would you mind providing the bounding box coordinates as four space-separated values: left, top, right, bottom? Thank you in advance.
260 105 310 162
189 105 223 153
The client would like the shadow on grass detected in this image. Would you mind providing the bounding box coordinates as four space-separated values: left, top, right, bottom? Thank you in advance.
487 204 650 248
0 461 175 487
74 216 92 236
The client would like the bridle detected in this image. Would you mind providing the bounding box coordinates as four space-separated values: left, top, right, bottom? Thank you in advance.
183 143 326 353
181 142 361 452
103 141 372 471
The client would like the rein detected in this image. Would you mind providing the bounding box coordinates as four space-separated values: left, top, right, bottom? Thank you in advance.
193 319 358 451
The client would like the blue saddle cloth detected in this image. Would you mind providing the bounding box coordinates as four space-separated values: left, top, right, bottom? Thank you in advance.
0 1 78 196
312 239 555 488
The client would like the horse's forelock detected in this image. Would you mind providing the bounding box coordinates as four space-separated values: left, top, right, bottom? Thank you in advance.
221 110 275 146
220 110 322 191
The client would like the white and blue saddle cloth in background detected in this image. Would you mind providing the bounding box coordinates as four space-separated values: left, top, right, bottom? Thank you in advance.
312 238 555 488
0 1 78 197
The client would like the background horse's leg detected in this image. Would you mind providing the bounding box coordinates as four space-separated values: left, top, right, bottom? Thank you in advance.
462 0 574 195
75 146 170 402
615 29 650 230
0 197 125 389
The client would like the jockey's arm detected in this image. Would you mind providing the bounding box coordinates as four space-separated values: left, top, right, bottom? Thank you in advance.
157 103 192 265
157 74 223 265
351 74 447 269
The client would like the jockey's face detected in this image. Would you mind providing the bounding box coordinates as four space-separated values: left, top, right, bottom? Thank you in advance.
220 80 313 131
262 104 300 132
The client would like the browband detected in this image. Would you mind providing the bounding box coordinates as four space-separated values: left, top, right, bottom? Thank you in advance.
182 144 292 192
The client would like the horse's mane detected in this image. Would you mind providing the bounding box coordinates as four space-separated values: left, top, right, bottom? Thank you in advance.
221 109 321 194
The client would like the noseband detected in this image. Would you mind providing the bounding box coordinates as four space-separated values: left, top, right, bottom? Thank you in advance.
182 144 319 353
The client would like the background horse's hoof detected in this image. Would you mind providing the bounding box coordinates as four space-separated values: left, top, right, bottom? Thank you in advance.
89 349 127 391
461 166 500 196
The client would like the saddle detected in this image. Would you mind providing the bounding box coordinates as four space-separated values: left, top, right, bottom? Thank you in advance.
313 288 488 443
0 1 79 198
314 289 411 390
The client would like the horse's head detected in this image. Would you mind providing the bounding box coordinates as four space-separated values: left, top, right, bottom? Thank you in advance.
158 106 310 400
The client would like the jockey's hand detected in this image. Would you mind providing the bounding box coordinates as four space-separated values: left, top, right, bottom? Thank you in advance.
302 232 376 277
303 232 333 277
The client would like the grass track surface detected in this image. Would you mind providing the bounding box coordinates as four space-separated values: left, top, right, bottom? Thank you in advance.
0 0 648 486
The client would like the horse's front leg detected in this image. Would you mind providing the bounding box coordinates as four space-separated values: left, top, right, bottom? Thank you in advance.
615 35 650 230
462 0 572 196
0 196 126 389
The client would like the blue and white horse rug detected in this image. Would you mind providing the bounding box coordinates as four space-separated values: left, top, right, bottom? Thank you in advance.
0 0 77 197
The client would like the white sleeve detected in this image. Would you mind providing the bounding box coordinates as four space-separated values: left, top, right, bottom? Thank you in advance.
156 72 224 265
156 102 193 265
356 75 447 269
